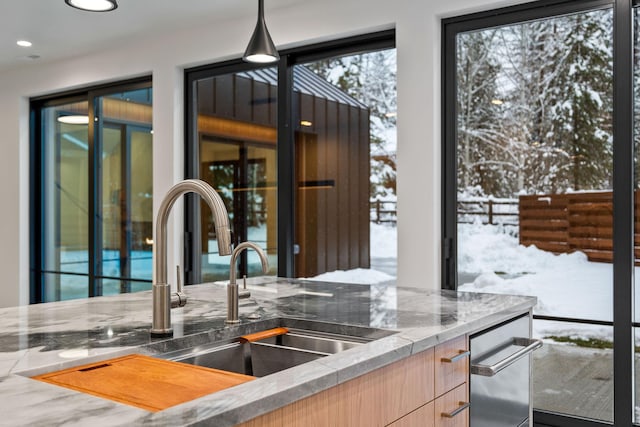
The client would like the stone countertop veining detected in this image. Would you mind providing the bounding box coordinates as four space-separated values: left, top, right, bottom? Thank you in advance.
0 278 535 426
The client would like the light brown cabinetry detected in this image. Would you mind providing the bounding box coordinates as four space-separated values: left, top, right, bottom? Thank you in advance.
434 383 469 427
387 401 435 427
236 336 469 427
435 335 469 396
389 336 469 427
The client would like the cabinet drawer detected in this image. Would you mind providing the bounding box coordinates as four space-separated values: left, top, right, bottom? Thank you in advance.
335 347 435 426
434 383 469 427
435 335 469 397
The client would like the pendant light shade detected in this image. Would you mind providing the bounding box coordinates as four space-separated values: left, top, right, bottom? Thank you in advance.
243 0 279 63
65 0 118 12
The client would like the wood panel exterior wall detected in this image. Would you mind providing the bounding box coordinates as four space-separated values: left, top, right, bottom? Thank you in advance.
519 192 639 263
294 91 371 277
196 71 370 278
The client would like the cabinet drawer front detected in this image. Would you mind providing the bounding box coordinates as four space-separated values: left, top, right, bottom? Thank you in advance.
435 336 469 397
435 383 469 427
380 347 436 425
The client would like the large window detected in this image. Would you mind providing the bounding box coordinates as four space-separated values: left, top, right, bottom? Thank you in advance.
184 33 396 286
186 67 279 283
31 79 153 302
444 1 634 426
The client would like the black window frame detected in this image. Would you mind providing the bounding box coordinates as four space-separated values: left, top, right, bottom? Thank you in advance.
442 0 633 426
30 76 153 304
183 29 396 285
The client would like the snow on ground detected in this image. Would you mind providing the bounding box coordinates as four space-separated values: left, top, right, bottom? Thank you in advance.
306 222 397 282
307 220 616 343
457 221 637 342
369 222 397 258
319 220 629 343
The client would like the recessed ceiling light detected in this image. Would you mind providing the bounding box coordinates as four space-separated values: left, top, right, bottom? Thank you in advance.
16 40 32 47
58 115 89 125
64 0 118 12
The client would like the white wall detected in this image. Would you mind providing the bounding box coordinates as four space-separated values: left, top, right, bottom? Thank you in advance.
0 0 526 307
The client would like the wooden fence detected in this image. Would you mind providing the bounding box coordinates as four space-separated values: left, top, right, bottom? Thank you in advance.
457 199 519 226
371 199 520 226
519 191 640 263
370 200 397 224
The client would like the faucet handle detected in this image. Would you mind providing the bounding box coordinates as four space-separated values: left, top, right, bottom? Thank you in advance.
239 275 251 299
176 265 183 293
170 265 188 308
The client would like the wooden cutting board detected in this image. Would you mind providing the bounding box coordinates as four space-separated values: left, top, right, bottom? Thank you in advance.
32 354 255 412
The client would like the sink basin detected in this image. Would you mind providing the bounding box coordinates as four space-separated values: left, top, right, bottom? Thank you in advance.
157 323 388 377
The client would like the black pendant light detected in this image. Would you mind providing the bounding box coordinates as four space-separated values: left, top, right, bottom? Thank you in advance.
65 0 118 12
243 0 279 63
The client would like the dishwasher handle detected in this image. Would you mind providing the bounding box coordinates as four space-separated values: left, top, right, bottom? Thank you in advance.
471 337 542 377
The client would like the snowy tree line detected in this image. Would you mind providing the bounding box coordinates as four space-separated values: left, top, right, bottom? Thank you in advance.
457 9 615 198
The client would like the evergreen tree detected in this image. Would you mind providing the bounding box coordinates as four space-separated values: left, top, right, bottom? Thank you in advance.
550 11 613 191
456 9 613 198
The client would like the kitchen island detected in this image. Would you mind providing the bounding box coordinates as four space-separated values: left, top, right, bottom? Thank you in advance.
0 278 535 426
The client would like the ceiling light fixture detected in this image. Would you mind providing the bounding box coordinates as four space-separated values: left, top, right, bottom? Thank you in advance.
16 40 32 47
243 0 279 63
64 0 118 12
58 115 90 125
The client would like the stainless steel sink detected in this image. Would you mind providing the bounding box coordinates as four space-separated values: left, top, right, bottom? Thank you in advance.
157 327 374 377
165 340 248 374
256 330 364 353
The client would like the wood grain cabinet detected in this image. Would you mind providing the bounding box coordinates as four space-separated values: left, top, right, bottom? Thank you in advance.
236 336 469 427
388 336 470 427
387 401 435 427
434 383 469 427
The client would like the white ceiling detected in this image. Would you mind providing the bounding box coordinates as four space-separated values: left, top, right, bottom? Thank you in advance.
0 0 294 73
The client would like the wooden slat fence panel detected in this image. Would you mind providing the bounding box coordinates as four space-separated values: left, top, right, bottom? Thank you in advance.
519 191 640 264
519 194 570 253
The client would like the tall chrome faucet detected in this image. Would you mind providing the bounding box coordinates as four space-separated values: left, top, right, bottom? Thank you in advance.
226 241 269 324
151 179 232 337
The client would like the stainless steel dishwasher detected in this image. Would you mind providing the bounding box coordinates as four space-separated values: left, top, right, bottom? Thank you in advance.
469 313 542 427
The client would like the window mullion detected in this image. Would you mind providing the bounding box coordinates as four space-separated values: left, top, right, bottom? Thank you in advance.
612 0 635 425
88 94 102 297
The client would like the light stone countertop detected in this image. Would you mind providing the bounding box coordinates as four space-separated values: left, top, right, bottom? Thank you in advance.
0 277 536 426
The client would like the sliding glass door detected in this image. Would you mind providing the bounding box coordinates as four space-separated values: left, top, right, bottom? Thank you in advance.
31 79 153 302
199 136 277 282
39 99 91 301
444 0 636 425
186 68 279 284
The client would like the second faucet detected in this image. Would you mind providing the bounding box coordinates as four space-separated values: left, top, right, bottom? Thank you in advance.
226 241 269 324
